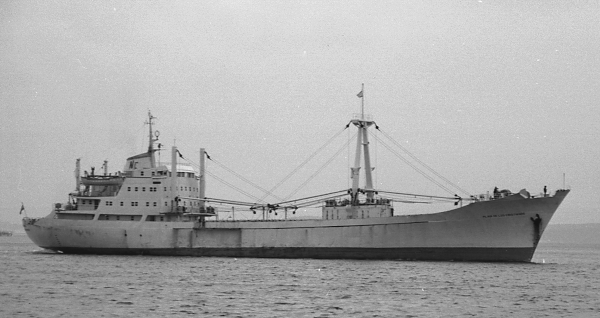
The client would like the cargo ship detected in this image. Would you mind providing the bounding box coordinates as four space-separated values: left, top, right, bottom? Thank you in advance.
23 103 569 262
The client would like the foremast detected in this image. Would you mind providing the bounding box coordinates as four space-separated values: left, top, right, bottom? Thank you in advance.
350 83 375 205
322 85 394 220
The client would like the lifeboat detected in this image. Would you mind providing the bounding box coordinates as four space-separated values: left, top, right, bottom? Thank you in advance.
81 175 124 186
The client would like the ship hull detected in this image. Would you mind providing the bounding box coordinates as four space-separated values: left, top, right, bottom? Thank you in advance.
23 190 569 262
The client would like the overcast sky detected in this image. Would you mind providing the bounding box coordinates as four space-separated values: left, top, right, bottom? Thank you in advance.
1 1 599 225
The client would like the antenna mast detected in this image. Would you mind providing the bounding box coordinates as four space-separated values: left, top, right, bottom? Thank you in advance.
361 83 365 119
145 111 159 168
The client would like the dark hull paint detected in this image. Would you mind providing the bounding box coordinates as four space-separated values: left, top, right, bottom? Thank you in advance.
50 246 536 262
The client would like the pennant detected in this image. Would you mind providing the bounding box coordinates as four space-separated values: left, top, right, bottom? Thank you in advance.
19 203 25 215
357 90 363 98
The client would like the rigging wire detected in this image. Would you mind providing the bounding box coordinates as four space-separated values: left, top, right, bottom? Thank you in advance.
283 132 357 201
208 157 284 202
169 119 470 214
377 190 459 202
178 150 348 209
373 126 378 190
276 189 349 206
259 124 350 202
202 197 258 207
376 127 472 197
176 151 268 204
370 133 457 195
203 169 266 204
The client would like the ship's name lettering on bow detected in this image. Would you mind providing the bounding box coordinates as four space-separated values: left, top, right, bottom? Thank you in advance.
483 212 525 218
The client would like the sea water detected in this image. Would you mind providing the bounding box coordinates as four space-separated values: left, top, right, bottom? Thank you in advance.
2 234 599 317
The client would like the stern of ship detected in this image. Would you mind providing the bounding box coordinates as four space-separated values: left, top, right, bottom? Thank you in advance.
22 212 60 251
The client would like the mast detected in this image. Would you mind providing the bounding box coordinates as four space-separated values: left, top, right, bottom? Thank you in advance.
350 126 363 205
360 83 365 119
171 146 178 212
199 148 206 209
362 126 375 201
145 111 158 168
74 158 81 192
350 83 375 205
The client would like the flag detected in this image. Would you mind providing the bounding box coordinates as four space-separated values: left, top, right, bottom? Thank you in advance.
19 203 25 215
357 90 363 98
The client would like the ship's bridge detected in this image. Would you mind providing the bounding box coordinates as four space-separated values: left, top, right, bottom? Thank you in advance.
124 152 154 172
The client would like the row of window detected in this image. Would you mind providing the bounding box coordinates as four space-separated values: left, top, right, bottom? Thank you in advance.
105 201 158 207
103 200 203 207
58 213 177 222
140 171 168 177
102 215 138 221
126 186 198 192
137 171 195 178
177 172 196 178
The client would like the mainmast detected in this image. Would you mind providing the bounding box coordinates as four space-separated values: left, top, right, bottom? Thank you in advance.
350 84 375 205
